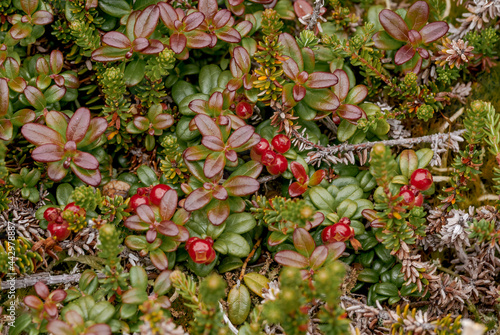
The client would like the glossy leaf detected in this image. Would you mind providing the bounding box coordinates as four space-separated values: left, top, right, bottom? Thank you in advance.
150 249 169 270
337 104 364 123
309 245 328 270
289 182 308 197
274 250 309 268
32 11 53 25
293 228 315 258
73 151 99 170
419 21 449 43
0 119 13 141
70 164 101 187
406 1 429 31
394 44 416 65
134 5 159 38
228 285 251 325
102 31 131 49
24 86 46 110
345 85 368 105
91 47 129 62
379 9 409 41
372 31 405 50
223 176 259 196
194 114 222 138
304 88 340 112
22 123 64 146
0 79 8 117
207 200 230 225
306 72 338 89
184 187 212 211
243 273 268 298
228 125 255 148
278 33 303 71
67 107 90 143
204 151 225 178
31 144 64 162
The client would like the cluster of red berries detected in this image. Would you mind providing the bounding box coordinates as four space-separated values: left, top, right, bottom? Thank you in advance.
235 101 254 119
397 168 433 208
43 203 86 241
251 134 292 175
185 237 216 264
321 217 355 243
129 184 171 212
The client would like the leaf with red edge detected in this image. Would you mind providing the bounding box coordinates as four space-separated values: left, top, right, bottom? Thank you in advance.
345 85 368 105
207 199 230 225
223 175 259 196
293 228 315 258
44 301 58 318
32 11 53 25
198 0 218 20
134 5 159 38
49 289 67 303
337 104 364 123
46 320 73 335
325 242 346 260
86 324 111 335
184 187 212 211
207 91 223 113
34 281 49 299
232 160 263 178
158 2 178 29
31 144 64 162
303 88 340 112
332 69 349 102
22 123 64 146
236 132 261 152
189 99 208 114
362 209 378 222
122 288 149 304
49 50 63 74
141 39 165 54
185 31 212 49
184 12 205 31
91 47 129 62
227 125 254 149
47 160 68 181
77 117 107 148
395 44 416 65
417 48 429 59
213 9 231 28
281 58 299 80
420 21 449 43
274 250 309 268
66 107 90 142
306 72 338 89
216 26 241 43
306 212 325 229
152 114 174 129
194 114 222 138
289 182 307 198
24 295 43 309
268 231 288 246
290 161 308 183
309 245 328 270
184 145 212 161
20 0 38 14
73 151 99 170
309 170 325 186
405 0 429 31
11 109 35 127
372 31 405 50
212 185 228 200
8 77 26 93
278 33 304 71
24 86 46 110
132 38 149 52
70 164 101 186
10 22 32 40
379 9 409 42
293 85 306 102
124 216 150 231
202 135 225 151
0 119 12 141
133 116 149 131
160 189 178 220
136 204 155 224
0 79 7 117
184 159 210 183
204 151 225 179
102 31 131 49
158 220 179 237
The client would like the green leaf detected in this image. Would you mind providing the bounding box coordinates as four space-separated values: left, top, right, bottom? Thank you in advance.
64 255 105 271
293 228 315 258
99 0 131 17
9 313 31 335
309 186 335 211
243 273 269 298
154 270 172 295
122 288 148 304
89 301 115 324
172 80 197 105
278 33 303 71
416 148 434 168
120 303 138 319
224 213 256 234
137 165 157 186
399 150 419 179
213 232 250 257
124 59 146 86
129 266 148 291
218 256 244 273
228 285 251 326
56 183 74 206
337 119 357 142
199 64 222 94
376 282 399 297
176 116 200 141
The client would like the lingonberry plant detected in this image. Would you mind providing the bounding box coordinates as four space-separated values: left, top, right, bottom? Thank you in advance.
1 0 500 334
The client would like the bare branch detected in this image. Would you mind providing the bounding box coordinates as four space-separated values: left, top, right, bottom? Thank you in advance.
1 272 105 290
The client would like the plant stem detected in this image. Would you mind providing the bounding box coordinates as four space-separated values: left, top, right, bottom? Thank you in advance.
239 237 263 281
1 272 106 290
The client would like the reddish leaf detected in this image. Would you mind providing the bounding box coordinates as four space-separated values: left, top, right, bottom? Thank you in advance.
153 114 174 129
309 246 328 270
77 117 107 148
293 228 315 258
290 161 307 184
185 31 211 49
309 170 325 186
216 27 241 43
306 72 338 89
160 189 178 220
141 39 165 54
228 125 254 149
8 77 26 93
49 289 67 302
21 0 38 15
34 281 49 299
198 0 218 20
24 295 43 309
395 44 416 65
158 2 178 29
420 21 449 43
73 151 99 170
47 160 68 181
22 123 64 146
136 204 155 224
132 37 149 52
408 29 422 45
10 22 32 40
11 109 35 127
36 58 49 75
212 185 228 200
24 86 46 110
0 79 8 117
417 48 429 59
66 107 90 143
379 9 409 41
293 85 306 102
49 50 63 74
46 320 73 335
158 220 179 236
184 159 210 183
332 69 349 102
204 151 225 179
86 324 111 335
223 176 259 196
278 33 304 71
337 104 364 124
31 144 64 162
150 249 169 270
362 209 378 222
91 47 129 62
406 1 429 31
304 88 340 112
70 164 101 186
133 116 149 131
307 212 324 229
325 242 346 260
213 9 231 28
289 182 308 197
274 250 309 268
268 231 288 246
0 119 12 141
194 114 222 138
202 135 225 151
124 215 150 231
282 58 299 80
102 31 131 49
225 149 237 162
184 145 212 161
235 20 252 37
184 12 205 31
134 5 159 38
188 99 208 115
345 85 368 105
32 11 53 25
170 33 187 54
294 0 313 17
207 200 230 225
184 187 212 211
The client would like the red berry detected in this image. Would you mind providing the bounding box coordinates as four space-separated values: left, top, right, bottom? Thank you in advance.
271 134 291 153
136 187 150 196
48 221 70 241
267 154 288 175
43 207 61 222
414 192 424 207
149 184 171 206
64 202 86 217
338 217 351 226
410 168 433 191
332 115 341 125
321 223 354 243
398 189 415 207
129 194 150 212
261 150 277 166
254 138 270 156
186 237 216 265
235 101 253 119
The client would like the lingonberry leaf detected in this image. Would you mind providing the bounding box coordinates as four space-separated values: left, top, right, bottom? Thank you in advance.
202 135 225 151
70 165 101 187
20 0 38 15
184 145 212 161
217 27 241 44
160 189 178 220
394 44 416 65
345 85 368 105
185 30 212 49
184 187 212 211
157 220 179 237
194 114 222 138
0 120 13 141
291 161 308 184
336 104 365 124
231 160 263 178
212 185 229 200
24 86 46 110
207 199 230 225
49 290 67 302
31 144 64 162
102 31 131 49
73 151 99 170
77 117 107 148
405 0 429 31
333 69 350 102
86 324 111 335
309 246 329 270
136 204 155 224
419 21 449 43
212 10 231 28
293 85 306 102
141 39 165 54
184 12 205 31
134 5 159 39
379 9 409 41
67 107 91 143
309 170 325 186
372 31 405 50
91 47 129 62
46 320 73 335
268 231 288 246
282 58 299 80
45 85 66 104
152 114 174 129
32 11 53 25
10 22 32 40
47 161 68 181
24 295 43 309
289 182 308 197
204 151 225 178
227 125 255 149
417 48 430 59
278 33 304 71
293 228 315 258
132 38 149 52
223 176 259 196
305 72 338 89
198 0 218 20
274 250 309 268
22 123 64 146
125 215 150 231
50 50 64 74
303 88 340 112
0 79 9 117
170 33 187 54
325 241 346 260
35 281 50 299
